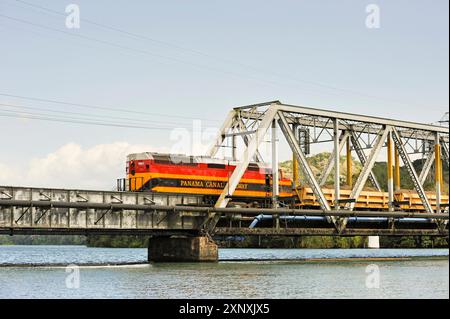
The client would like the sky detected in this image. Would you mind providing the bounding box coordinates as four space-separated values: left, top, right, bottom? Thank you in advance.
0 0 448 189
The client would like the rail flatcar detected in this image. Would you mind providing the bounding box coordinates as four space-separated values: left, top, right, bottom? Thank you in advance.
296 186 447 212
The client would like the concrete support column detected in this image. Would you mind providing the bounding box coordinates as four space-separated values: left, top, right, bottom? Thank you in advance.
368 236 380 249
148 236 218 262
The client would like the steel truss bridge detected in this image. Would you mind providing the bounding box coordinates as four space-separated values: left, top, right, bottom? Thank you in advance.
204 101 449 235
0 102 449 261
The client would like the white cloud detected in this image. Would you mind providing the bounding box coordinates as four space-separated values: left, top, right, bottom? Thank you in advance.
0 142 168 190
0 162 17 182
0 131 293 190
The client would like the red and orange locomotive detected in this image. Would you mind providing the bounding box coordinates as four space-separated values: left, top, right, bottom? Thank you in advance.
118 152 448 211
118 152 292 205
118 153 448 212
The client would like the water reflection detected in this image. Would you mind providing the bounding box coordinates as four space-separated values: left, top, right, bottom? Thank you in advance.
0 246 448 299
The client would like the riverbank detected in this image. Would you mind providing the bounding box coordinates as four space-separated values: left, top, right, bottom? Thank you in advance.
2 234 447 249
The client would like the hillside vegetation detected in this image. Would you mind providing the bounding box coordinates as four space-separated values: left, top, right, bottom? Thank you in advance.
280 153 449 193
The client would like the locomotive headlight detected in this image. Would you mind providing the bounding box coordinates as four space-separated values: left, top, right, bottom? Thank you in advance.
130 161 136 176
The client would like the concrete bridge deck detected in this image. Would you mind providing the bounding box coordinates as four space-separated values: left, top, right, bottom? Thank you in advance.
1 185 448 235
0 186 207 236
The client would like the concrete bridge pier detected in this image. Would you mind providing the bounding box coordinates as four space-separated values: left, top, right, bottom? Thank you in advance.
148 236 218 262
368 236 380 249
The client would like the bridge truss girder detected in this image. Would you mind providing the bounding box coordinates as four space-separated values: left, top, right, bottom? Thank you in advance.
350 131 383 191
319 131 350 187
208 101 450 233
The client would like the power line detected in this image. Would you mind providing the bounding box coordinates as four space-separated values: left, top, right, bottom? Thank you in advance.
0 92 220 123
0 102 213 127
0 110 192 131
7 0 444 109
4 11 443 112
0 13 296 93
0 108 174 129
13 0 220 59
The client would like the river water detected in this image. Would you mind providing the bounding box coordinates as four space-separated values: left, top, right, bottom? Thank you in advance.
0 246 448 299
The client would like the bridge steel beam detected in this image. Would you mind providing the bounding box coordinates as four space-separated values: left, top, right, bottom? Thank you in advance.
319 131 350 186
387 131 395 212
206 110 237 158
441 138 449 167
277 111 332 213
237 118 263 162
435 133 442 214
419 151 435 186
207 106 280 231
231 129 237 161
350 131 382 191
394 147 401 191
333 119 341 210
240 111 446 143
272 118 280 209
292 124 300 188
214 106 279 209
346 135 353 187
391 128 434 214
2 200 449 219
237 102 449 135
277 111 334 225
344 127 391 222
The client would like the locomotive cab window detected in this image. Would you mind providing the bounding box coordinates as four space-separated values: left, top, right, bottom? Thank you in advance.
207 163 226 169
248 164 261 172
